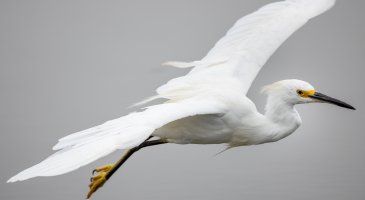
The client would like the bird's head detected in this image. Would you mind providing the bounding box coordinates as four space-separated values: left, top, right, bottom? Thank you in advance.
262 79 355 110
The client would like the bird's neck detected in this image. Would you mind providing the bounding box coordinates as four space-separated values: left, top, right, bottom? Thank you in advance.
264 95 302 141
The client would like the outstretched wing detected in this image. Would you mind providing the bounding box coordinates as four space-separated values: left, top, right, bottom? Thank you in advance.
8 99 226 182
163 0 335 94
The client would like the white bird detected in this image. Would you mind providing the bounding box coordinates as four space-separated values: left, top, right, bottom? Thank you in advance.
8 0 355 198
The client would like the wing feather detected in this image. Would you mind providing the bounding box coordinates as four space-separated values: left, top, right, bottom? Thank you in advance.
8 99 225 182
162 0 336 95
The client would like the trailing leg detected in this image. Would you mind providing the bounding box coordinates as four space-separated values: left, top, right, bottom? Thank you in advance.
87 137 167 199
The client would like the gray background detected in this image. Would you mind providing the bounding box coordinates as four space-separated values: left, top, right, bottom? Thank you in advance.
1 0 364 199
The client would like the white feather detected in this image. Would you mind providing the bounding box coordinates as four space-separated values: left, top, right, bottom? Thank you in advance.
162 61 196 68
160 0 335 95
8 99 226 182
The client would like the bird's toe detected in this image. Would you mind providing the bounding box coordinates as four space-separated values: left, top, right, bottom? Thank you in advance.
92 164 114 175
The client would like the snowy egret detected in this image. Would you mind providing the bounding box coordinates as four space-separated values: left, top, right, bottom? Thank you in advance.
8 0 355 199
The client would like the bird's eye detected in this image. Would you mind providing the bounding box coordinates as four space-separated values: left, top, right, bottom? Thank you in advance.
297 90 304 95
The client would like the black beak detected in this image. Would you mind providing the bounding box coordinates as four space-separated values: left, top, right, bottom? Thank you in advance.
309 92 355 110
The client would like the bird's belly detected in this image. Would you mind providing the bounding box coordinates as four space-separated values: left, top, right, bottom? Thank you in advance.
153 114 233 144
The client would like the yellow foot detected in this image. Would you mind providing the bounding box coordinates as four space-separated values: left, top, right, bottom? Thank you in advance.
92 164 114 175
87 164 114 199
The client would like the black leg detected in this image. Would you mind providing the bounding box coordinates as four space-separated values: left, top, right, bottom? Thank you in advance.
106 138 167 180
87 137 167 199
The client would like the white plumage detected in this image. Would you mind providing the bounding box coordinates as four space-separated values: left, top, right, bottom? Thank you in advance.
8 0 343 183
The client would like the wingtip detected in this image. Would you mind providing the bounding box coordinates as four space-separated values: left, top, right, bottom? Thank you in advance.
6 166 41 183
7 176 19 183
7 173 27 183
